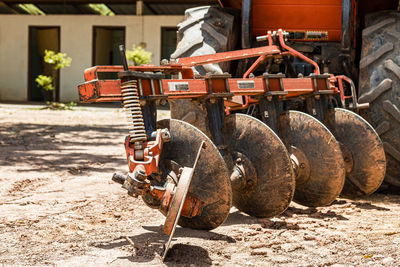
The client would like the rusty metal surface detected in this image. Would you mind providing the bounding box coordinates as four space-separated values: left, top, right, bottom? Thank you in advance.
157 119 232 230
324 108 386 197
278 111 345 207
163 141 204 236
162 140 204 261
162 169 194 261
222 114 295 218
163 167 192 235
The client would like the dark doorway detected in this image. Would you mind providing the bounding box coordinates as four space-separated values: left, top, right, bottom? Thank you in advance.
161 27 178 61
93 26 125 66
28 26 60 102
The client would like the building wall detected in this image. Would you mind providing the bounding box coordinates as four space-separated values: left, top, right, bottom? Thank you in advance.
0 15 183 102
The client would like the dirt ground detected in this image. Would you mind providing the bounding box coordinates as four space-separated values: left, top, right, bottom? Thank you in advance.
0 103 399 267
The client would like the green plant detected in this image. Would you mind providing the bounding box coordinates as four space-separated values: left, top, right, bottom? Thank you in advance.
126 45 152 66
35 49 72 102
35 75 54 91
43 101 77 110
43 50 72 70
66 101 77 110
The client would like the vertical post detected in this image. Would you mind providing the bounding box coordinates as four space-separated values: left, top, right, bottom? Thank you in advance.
205 98 226 156
259 96 282 133
119 45 129 71
136 0 143 15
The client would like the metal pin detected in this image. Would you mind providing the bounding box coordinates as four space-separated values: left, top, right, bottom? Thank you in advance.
150 79 156 95
138 79 143 96
158 79 164 94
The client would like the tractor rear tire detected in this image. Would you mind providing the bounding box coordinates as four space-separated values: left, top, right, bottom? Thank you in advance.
359 11 400 188
171 5 236 75
170 6 237 134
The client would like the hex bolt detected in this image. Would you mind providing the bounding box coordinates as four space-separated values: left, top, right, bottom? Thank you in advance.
161 129 171 142
134 169 147 183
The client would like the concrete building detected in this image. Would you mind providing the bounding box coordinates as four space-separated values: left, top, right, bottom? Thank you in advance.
0 0 213 102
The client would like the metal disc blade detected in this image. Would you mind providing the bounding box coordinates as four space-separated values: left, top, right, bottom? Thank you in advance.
157 119 232 230
162 164 198 261
278 111 345 207
324 108 386 197
222 114 295 218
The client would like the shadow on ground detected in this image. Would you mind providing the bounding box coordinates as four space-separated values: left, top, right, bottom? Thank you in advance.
0 123 127 173
91 225 233 265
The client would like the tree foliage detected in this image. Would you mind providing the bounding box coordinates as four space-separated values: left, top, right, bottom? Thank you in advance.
88 4 115 16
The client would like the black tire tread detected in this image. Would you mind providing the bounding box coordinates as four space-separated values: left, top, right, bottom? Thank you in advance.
170 6 236 135
359 10 400 186
171 6 234 75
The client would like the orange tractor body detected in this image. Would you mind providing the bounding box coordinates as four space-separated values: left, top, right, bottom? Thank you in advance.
251 0 343 41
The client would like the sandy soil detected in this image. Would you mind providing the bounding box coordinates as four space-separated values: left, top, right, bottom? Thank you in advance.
0 103 399 267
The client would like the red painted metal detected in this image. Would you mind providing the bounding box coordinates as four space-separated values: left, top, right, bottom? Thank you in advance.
175 45 281 67
243 55 266 78
162 79 208 98
228 78 265 95
277 30 320 74
125 129 164 176
158 182 202 219
78 80 122 102
80 74 336 101
84 65 194 80
78 30 331 104
251 0 343 41
334 75 367 112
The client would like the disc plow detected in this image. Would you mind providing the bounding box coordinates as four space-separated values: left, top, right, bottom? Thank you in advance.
77 29 386 258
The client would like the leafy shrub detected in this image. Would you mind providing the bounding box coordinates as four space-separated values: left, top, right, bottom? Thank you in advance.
126 45 152 66
43 50 72 70
35 50 72 103
35 75 54 91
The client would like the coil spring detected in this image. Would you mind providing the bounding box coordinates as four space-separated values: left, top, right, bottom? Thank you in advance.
121 80 147 142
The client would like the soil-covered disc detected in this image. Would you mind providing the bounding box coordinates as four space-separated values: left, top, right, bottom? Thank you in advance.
157 119 232 230
222 114 295 218
278 111 345 207
324 108 386 197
